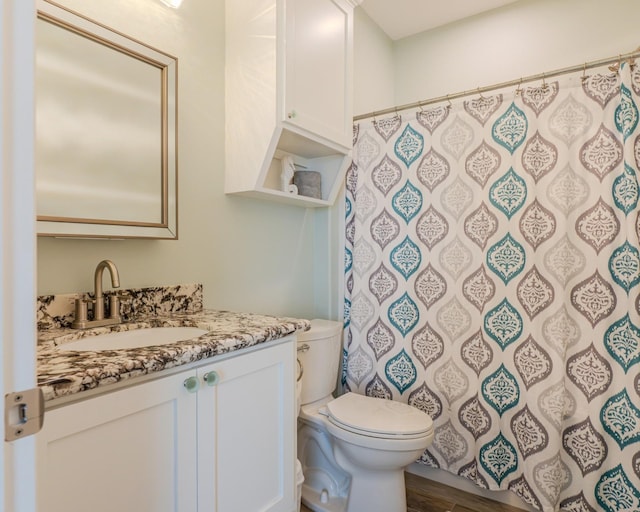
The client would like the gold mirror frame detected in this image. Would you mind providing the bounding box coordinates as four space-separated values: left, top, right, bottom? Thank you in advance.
36 0 178 239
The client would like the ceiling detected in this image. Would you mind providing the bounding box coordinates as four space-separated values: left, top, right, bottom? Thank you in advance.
359 0 522 40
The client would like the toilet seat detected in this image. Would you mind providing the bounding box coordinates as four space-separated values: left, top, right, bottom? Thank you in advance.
325 393 433 440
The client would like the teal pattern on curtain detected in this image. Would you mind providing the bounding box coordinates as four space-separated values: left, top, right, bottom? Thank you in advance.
344 64 640 512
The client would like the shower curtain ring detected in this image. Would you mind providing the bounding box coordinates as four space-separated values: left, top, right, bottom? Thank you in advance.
541 72 548 91
609 55 623 75
581 62 588 83
446 94 452 110
515 78 523 97
476 87 485 99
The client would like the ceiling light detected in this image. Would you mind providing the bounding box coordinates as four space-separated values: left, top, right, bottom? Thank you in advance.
159 0 183 8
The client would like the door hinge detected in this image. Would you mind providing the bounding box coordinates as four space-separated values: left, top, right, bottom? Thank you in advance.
4 388 44 442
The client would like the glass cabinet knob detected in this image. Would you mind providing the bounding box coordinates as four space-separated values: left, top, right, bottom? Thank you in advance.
203 371 219 386
183 376 199 393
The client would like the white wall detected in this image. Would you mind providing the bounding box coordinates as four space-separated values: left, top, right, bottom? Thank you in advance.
36 0 322 319
393 0 640 106
353 6 395 115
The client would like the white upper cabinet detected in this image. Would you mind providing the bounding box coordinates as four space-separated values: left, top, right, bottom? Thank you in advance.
225 0 356 207
283 0 353 148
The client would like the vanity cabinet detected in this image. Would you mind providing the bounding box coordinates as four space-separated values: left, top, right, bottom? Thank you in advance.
36 371 197 512
225 0 356 207
36 339 296 512
196 341 296 511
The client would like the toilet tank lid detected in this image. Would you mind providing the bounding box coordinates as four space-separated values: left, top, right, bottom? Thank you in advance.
297 319 343 341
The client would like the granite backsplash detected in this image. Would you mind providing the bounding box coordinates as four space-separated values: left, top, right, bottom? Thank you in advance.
37 283 203 331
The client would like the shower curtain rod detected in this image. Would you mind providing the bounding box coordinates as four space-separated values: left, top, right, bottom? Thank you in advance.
353 49 640 122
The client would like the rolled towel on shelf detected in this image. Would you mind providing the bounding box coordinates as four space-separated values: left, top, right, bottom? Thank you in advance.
294 171 322 199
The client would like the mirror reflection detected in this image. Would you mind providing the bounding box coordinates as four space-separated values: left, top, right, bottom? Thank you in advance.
36 1 178 238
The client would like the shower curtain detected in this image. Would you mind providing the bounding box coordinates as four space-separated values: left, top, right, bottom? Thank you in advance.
344 63 640 512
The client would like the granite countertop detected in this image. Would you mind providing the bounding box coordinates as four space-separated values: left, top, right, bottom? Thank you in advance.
38 309 310 402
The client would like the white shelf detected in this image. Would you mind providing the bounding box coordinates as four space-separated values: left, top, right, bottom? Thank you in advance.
224 0 354 207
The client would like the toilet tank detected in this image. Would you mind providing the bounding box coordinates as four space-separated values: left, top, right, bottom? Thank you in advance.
297 319 343 406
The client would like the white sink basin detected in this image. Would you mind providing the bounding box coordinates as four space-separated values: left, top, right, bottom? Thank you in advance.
57 326 209 351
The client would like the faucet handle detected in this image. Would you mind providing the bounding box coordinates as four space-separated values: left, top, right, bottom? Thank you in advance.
108 291 132 320
74 298 89 323
108 295 123 320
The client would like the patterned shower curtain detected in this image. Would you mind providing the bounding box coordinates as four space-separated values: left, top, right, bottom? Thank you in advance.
343 64 640 512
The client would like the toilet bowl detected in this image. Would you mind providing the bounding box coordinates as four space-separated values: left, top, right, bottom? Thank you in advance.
297 320 434 512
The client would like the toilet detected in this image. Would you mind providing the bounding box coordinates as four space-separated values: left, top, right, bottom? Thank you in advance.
297 319 434 512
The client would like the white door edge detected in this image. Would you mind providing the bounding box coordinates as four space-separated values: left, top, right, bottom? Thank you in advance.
1 1 38 511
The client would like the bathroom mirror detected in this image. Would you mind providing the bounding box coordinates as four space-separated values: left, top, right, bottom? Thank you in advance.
35 0 178 239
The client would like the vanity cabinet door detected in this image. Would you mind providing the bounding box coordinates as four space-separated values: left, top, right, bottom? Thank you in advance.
283 0 353 149
36 372 198 512
196 340 296 512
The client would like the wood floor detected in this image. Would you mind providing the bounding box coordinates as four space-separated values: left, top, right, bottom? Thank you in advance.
301 472 528 512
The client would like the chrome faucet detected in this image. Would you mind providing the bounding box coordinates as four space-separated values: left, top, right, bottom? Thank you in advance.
72 259 123 329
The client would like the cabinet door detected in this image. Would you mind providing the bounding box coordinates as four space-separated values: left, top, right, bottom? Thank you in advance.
284 0 353 148
36 372 198 512
197 341 296 512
